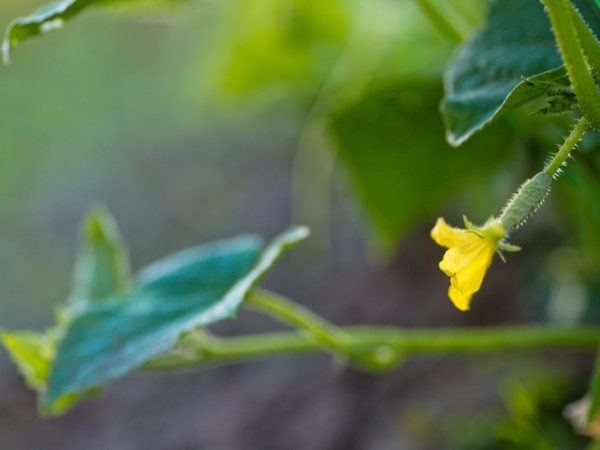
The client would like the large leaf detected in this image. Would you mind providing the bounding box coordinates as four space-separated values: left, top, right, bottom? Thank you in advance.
441 0 600 146
43 226 309 412
329 79 516 248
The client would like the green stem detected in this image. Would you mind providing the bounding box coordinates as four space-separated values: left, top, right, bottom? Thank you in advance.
415 0 467 43
543 0 600 129
246 290 397 369
247 289 351 356
544 116 589 176
145 325 600 371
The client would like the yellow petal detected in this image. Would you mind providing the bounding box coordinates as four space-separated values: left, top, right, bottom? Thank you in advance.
448 285 471 311
451 242 495 295
430 218 471 249
438 238 481 277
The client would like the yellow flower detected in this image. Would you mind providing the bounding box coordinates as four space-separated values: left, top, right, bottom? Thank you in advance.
431 217 509 311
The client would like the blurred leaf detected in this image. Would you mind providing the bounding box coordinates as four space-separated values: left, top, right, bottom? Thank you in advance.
442 368 584 449
588 347 600 424
44 234 262 412
329 79 515 248
3 0 98 64
42 226 309 413
69 205 131 306
2 0 187 63
0 205 131 416
205 0 350 101
2 330 57 392
555 159 600 271
441 0 600 146
136 226 309 300
1 327 99 416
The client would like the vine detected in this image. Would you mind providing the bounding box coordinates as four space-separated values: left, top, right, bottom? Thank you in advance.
2 1 600 445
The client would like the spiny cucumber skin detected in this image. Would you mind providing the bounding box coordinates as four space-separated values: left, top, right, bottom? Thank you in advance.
499 172 552 231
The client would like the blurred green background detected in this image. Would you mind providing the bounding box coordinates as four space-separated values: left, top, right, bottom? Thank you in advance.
0 0 598 448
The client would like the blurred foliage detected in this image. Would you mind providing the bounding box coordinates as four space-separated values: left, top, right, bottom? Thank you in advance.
443 369 588 450
329 79 516 247
42 223 306 415
3 0 600 445
206 0 349 100
556 161 600 272
1 323 100 416
3 205 308 415
200 0 458 113
2 0 191 63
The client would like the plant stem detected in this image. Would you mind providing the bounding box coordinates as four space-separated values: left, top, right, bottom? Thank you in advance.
246 290 397 369
145 325 600 371
415 0 467 43
544 116 589 176
543 0 600 129
246 289 352 356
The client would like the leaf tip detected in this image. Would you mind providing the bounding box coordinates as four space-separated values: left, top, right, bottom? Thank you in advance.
1 38 11 66
285 225 311 243
445 130 466 147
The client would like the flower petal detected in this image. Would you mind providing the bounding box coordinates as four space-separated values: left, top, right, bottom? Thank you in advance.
448 285 471 311
438 237 481 277
431 218 471 248
451 242 495 295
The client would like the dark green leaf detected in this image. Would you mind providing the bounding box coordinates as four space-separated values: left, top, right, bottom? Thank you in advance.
69 205 131 306
43 227 309 413
441 0 600 146
573 0 600 38
329 80 516 248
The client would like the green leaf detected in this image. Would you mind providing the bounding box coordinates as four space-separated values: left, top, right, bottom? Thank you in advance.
3 0 95 64
43 226 309 413
68 205 131 306
2 0 187 64
441 0 600 146
572 0 600 39
2 331 56 392
3 206 131 415
1 327 99 416
329 80 516 248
